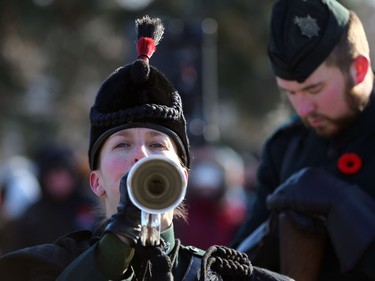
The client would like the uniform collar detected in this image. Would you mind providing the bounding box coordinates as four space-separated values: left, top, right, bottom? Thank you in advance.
332 89 375 147
160 224 176 255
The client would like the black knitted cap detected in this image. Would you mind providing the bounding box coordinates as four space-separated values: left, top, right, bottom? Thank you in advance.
268 0 350 82
88 16 190 170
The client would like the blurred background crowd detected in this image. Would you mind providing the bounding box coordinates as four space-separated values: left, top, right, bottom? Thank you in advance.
0 0 374 254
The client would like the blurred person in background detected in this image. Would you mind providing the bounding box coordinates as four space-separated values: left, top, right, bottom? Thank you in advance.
241 151 260 219
176 143 248 249
12 143 97 249
231 0 375 280
0 15 293 281
0 156 41 254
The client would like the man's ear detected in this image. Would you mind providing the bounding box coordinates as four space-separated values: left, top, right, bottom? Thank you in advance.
351 55 369 85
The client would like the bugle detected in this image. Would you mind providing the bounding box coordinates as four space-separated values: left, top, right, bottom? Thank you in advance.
127 155 187 246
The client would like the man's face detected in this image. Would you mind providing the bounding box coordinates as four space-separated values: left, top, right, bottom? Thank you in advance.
276 62 359 138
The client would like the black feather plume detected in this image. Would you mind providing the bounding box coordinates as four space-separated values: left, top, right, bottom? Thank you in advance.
135 15 164 45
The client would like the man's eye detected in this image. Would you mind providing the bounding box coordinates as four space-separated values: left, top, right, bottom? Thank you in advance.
308 84 324 94
309 87 322 94
280 89 295 96
286 91 295 96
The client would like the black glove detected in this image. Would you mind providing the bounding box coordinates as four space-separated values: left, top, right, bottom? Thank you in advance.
105 173 142 246
267 167 375 271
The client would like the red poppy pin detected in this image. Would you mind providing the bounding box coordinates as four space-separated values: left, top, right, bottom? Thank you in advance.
337 153 362 175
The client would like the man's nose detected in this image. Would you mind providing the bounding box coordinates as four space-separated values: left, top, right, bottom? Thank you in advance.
295 97 315 118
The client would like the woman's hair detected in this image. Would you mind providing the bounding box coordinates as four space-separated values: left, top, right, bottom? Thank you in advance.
326 11 370 75
174 202 188 222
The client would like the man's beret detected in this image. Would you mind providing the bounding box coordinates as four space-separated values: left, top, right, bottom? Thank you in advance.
268 0 350 82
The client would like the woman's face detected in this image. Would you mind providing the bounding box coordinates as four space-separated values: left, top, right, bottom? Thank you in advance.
90 127 187 229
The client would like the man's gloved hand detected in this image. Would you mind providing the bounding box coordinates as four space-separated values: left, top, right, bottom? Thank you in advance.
267 167 375 272
105 173 142 246
267 167 346 216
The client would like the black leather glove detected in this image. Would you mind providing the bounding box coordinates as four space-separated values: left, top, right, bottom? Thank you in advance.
105 173 142 246
267 167 375 271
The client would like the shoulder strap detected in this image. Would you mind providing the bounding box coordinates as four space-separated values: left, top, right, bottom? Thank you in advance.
181 255 201 281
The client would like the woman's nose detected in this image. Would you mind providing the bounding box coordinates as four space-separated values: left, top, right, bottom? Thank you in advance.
133 144 148 163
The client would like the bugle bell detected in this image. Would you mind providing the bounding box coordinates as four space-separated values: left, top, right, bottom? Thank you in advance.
127 155 187 245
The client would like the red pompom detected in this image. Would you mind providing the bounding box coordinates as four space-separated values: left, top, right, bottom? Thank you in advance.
337 153 362 175
137 37 156 61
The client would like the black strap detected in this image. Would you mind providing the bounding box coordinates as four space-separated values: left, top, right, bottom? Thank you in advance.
181 255 201 281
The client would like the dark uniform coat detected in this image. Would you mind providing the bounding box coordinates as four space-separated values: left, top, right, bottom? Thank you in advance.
0 226 293 281
233 91 375 281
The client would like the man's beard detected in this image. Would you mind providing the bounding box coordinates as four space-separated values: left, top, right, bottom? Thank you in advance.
303 111 357 138
302 82 364 139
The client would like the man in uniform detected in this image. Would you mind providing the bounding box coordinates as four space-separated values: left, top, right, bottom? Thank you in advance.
231 0 375 280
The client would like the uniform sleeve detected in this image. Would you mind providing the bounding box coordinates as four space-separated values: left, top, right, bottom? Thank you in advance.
357 237 375 279
56 244 108 281
251 266 294 281
57 233 135 281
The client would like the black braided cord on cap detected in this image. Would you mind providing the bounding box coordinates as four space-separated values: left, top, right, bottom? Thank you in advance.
90 92 183 128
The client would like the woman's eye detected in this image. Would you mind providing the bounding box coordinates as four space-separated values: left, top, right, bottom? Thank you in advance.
114 142 129 149
150 142 166 149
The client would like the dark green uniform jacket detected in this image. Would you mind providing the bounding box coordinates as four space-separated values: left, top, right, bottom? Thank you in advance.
233 91 375 280
0 225 293 281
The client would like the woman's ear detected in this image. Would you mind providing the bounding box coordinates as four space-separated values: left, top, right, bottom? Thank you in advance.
90 171 105 197
183 168 189 183
351 55 369 85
